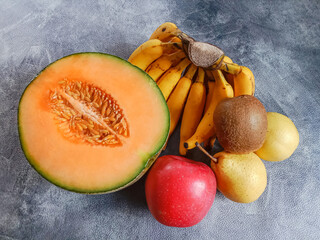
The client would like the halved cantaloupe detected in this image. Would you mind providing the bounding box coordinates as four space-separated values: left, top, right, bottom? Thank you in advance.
18 52 169 193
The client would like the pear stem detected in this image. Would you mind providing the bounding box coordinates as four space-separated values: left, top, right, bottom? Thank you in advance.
195 142 217 163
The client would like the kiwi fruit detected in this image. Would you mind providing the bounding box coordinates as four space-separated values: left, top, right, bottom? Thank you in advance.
213 95 267 153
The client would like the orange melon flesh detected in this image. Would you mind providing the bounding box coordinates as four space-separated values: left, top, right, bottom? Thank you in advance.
18 53 169 193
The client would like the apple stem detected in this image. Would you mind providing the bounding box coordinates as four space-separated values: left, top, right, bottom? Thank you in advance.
195 142 217 163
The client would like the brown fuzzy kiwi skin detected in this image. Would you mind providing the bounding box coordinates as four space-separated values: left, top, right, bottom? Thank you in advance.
213 95 267 154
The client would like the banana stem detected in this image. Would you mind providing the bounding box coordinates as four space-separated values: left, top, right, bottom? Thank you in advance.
184 64 198 79
205 70 215 81
162 42 183 53
195 142 217 163
165 50 183 57
220 62 242 75
195 68 205 83
212 70 229 88
175 58 191 71
210 55 225 70
178 32 224 69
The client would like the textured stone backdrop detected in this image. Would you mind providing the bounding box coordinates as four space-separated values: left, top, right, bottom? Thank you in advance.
0 0 319 239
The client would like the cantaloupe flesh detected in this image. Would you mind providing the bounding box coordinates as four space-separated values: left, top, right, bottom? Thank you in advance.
19 53 169 193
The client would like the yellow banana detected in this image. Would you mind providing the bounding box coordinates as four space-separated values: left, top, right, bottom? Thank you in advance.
179 68 206 155
223 56 233 64
128 39 182 71
224 73 235 90
203 80 215 147
233 66 255 96
184 70 234 150
204 80 215 113
150 22 182 42
220 62 241 75
157 58 191 100
145 51 185 82
220 56 241 75
168 36 182 43
222 56 234 89
167 64 198 137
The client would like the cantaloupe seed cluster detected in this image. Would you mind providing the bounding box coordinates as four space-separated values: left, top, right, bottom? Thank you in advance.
49 79 129 146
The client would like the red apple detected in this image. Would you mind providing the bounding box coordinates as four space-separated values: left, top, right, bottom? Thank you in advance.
145 155 216 227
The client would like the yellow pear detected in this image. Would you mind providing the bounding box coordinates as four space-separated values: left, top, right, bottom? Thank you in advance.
211 151 267 203
256 112 299 162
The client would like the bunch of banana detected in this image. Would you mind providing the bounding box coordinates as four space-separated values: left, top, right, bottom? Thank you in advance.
128 22 256 155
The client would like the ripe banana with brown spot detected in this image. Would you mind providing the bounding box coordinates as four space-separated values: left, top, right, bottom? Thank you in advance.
150 22 182 42
157 58 191 100
233 66 255 96
184 70 234 150
179 68 206 155
128 39 182 71
145 51 186 82
167 64 198 137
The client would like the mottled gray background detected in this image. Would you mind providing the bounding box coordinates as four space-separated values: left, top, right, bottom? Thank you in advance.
0 0 319 239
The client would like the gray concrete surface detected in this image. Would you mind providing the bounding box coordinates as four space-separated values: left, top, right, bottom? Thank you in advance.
0 0 319 239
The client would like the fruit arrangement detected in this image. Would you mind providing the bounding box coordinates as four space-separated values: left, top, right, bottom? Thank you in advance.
18 22 300 229
128 22 255 154
129 22 300 226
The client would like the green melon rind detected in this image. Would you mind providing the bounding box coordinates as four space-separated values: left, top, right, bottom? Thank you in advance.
18 52 170 194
